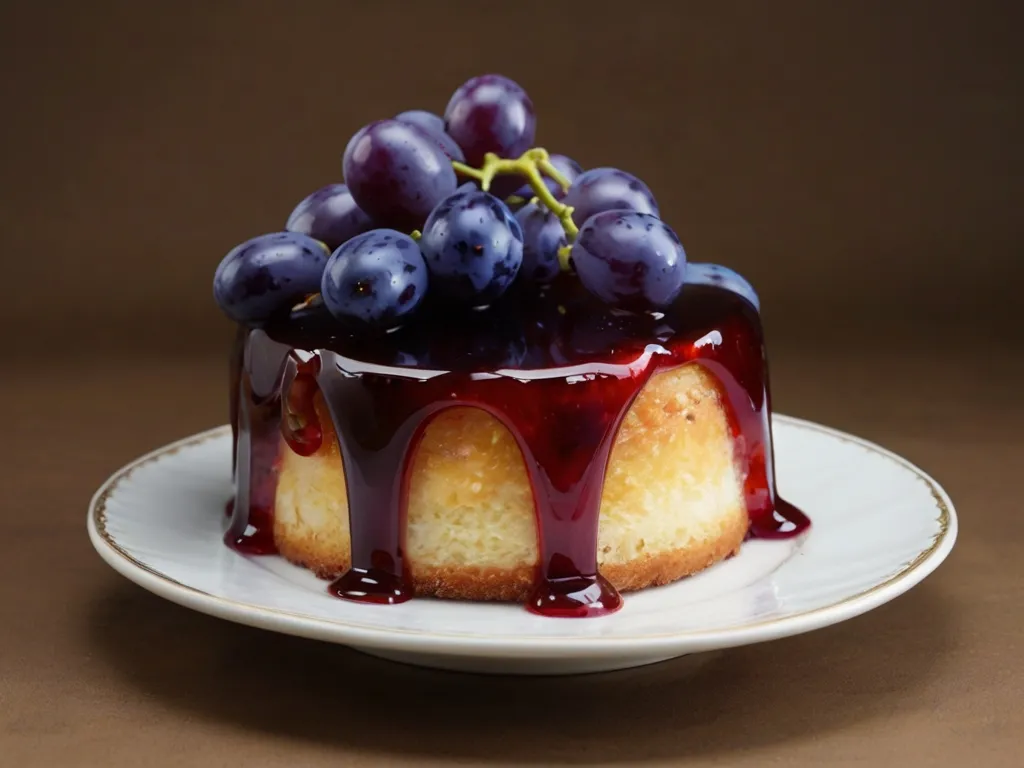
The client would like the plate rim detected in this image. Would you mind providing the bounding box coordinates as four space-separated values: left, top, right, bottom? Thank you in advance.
86 415 958 658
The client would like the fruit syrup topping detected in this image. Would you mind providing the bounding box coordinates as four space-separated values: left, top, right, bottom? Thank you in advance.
215 74 810 618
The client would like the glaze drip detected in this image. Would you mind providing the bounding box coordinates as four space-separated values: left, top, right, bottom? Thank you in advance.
225 276 810 616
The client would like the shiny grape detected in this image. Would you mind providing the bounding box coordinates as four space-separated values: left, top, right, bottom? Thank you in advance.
342 119 457 231
570 210 686 309
394 110 465 162
443 74 536 166
514 201 566 283
563 167 659 227
213 232 329 325
320 229 428 330
285 183 373 250
419 187 523 303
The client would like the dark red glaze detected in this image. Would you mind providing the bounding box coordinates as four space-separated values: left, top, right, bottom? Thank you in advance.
281 357 323 457
228 323 246 480
224 332 290 555
227 275 809 617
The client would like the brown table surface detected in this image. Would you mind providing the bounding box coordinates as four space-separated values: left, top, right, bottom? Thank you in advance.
2 339 1020 767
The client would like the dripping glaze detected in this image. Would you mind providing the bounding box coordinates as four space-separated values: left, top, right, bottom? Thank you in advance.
224 275 809 617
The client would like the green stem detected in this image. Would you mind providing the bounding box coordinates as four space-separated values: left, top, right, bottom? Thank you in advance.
451 161 487 182
536 156 572 193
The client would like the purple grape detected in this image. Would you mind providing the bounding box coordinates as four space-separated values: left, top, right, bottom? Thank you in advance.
320 229 428 330
443 74 536 166
570 210 686 309
685 262 760 309
563 167 659 227
514 201 566 283
419 187 523 304
394 109 465 162
285 183 373 250
213 232 329 325
342 119 458 231
395 109 445 135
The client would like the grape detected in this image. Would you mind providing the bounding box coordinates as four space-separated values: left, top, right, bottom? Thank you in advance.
394 110 465 162
563 167 659 227
213 232 329 325
320 229 428 330
285 183 373 250
443 74 536 166
342 119 457 231
394 109 445 135
685 262 760 309
419 187 523 304
514 201 566 283
570 210 686 309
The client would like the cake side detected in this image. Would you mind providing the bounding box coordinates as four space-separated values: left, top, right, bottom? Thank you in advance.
273 362 748 600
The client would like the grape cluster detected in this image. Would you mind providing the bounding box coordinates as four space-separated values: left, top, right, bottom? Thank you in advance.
213 73 746 336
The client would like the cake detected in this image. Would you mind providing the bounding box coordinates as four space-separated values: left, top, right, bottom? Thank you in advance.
213 74 809 618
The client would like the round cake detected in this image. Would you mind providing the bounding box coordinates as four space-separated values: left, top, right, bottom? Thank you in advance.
213 72 808 617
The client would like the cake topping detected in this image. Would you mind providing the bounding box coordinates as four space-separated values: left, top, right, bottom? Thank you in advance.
572 210 687 309
320 229 428 330
419 186 524 304
341 118 458 231
442 74 537 166
214 73 703 333
213 232 329 325
393 109 466 163
515 199 569 283
562 167 660 226
284 183 373 251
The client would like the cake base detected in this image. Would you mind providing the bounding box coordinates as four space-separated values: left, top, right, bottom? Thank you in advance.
272 364 749 600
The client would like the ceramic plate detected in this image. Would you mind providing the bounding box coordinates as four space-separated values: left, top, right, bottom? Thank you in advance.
87 416 956 675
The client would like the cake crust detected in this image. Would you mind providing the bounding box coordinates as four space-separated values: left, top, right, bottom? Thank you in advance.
278 513 746 602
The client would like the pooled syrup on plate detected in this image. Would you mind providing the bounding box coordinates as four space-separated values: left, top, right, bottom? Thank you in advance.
225 275 809 617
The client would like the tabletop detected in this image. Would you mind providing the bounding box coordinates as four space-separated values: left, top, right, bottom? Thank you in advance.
2 339 1020 767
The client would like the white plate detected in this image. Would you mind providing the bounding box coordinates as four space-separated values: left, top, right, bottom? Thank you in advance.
87 416 956 675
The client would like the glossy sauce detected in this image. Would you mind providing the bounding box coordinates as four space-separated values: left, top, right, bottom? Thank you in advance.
225 275 810 617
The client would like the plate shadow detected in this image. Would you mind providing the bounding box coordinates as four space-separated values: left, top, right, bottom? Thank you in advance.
86 580 956 763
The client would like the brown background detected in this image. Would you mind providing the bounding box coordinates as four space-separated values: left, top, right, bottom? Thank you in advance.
1 1 1022 766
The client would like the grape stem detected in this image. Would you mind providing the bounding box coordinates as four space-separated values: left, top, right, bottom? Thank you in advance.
452 148 577 271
